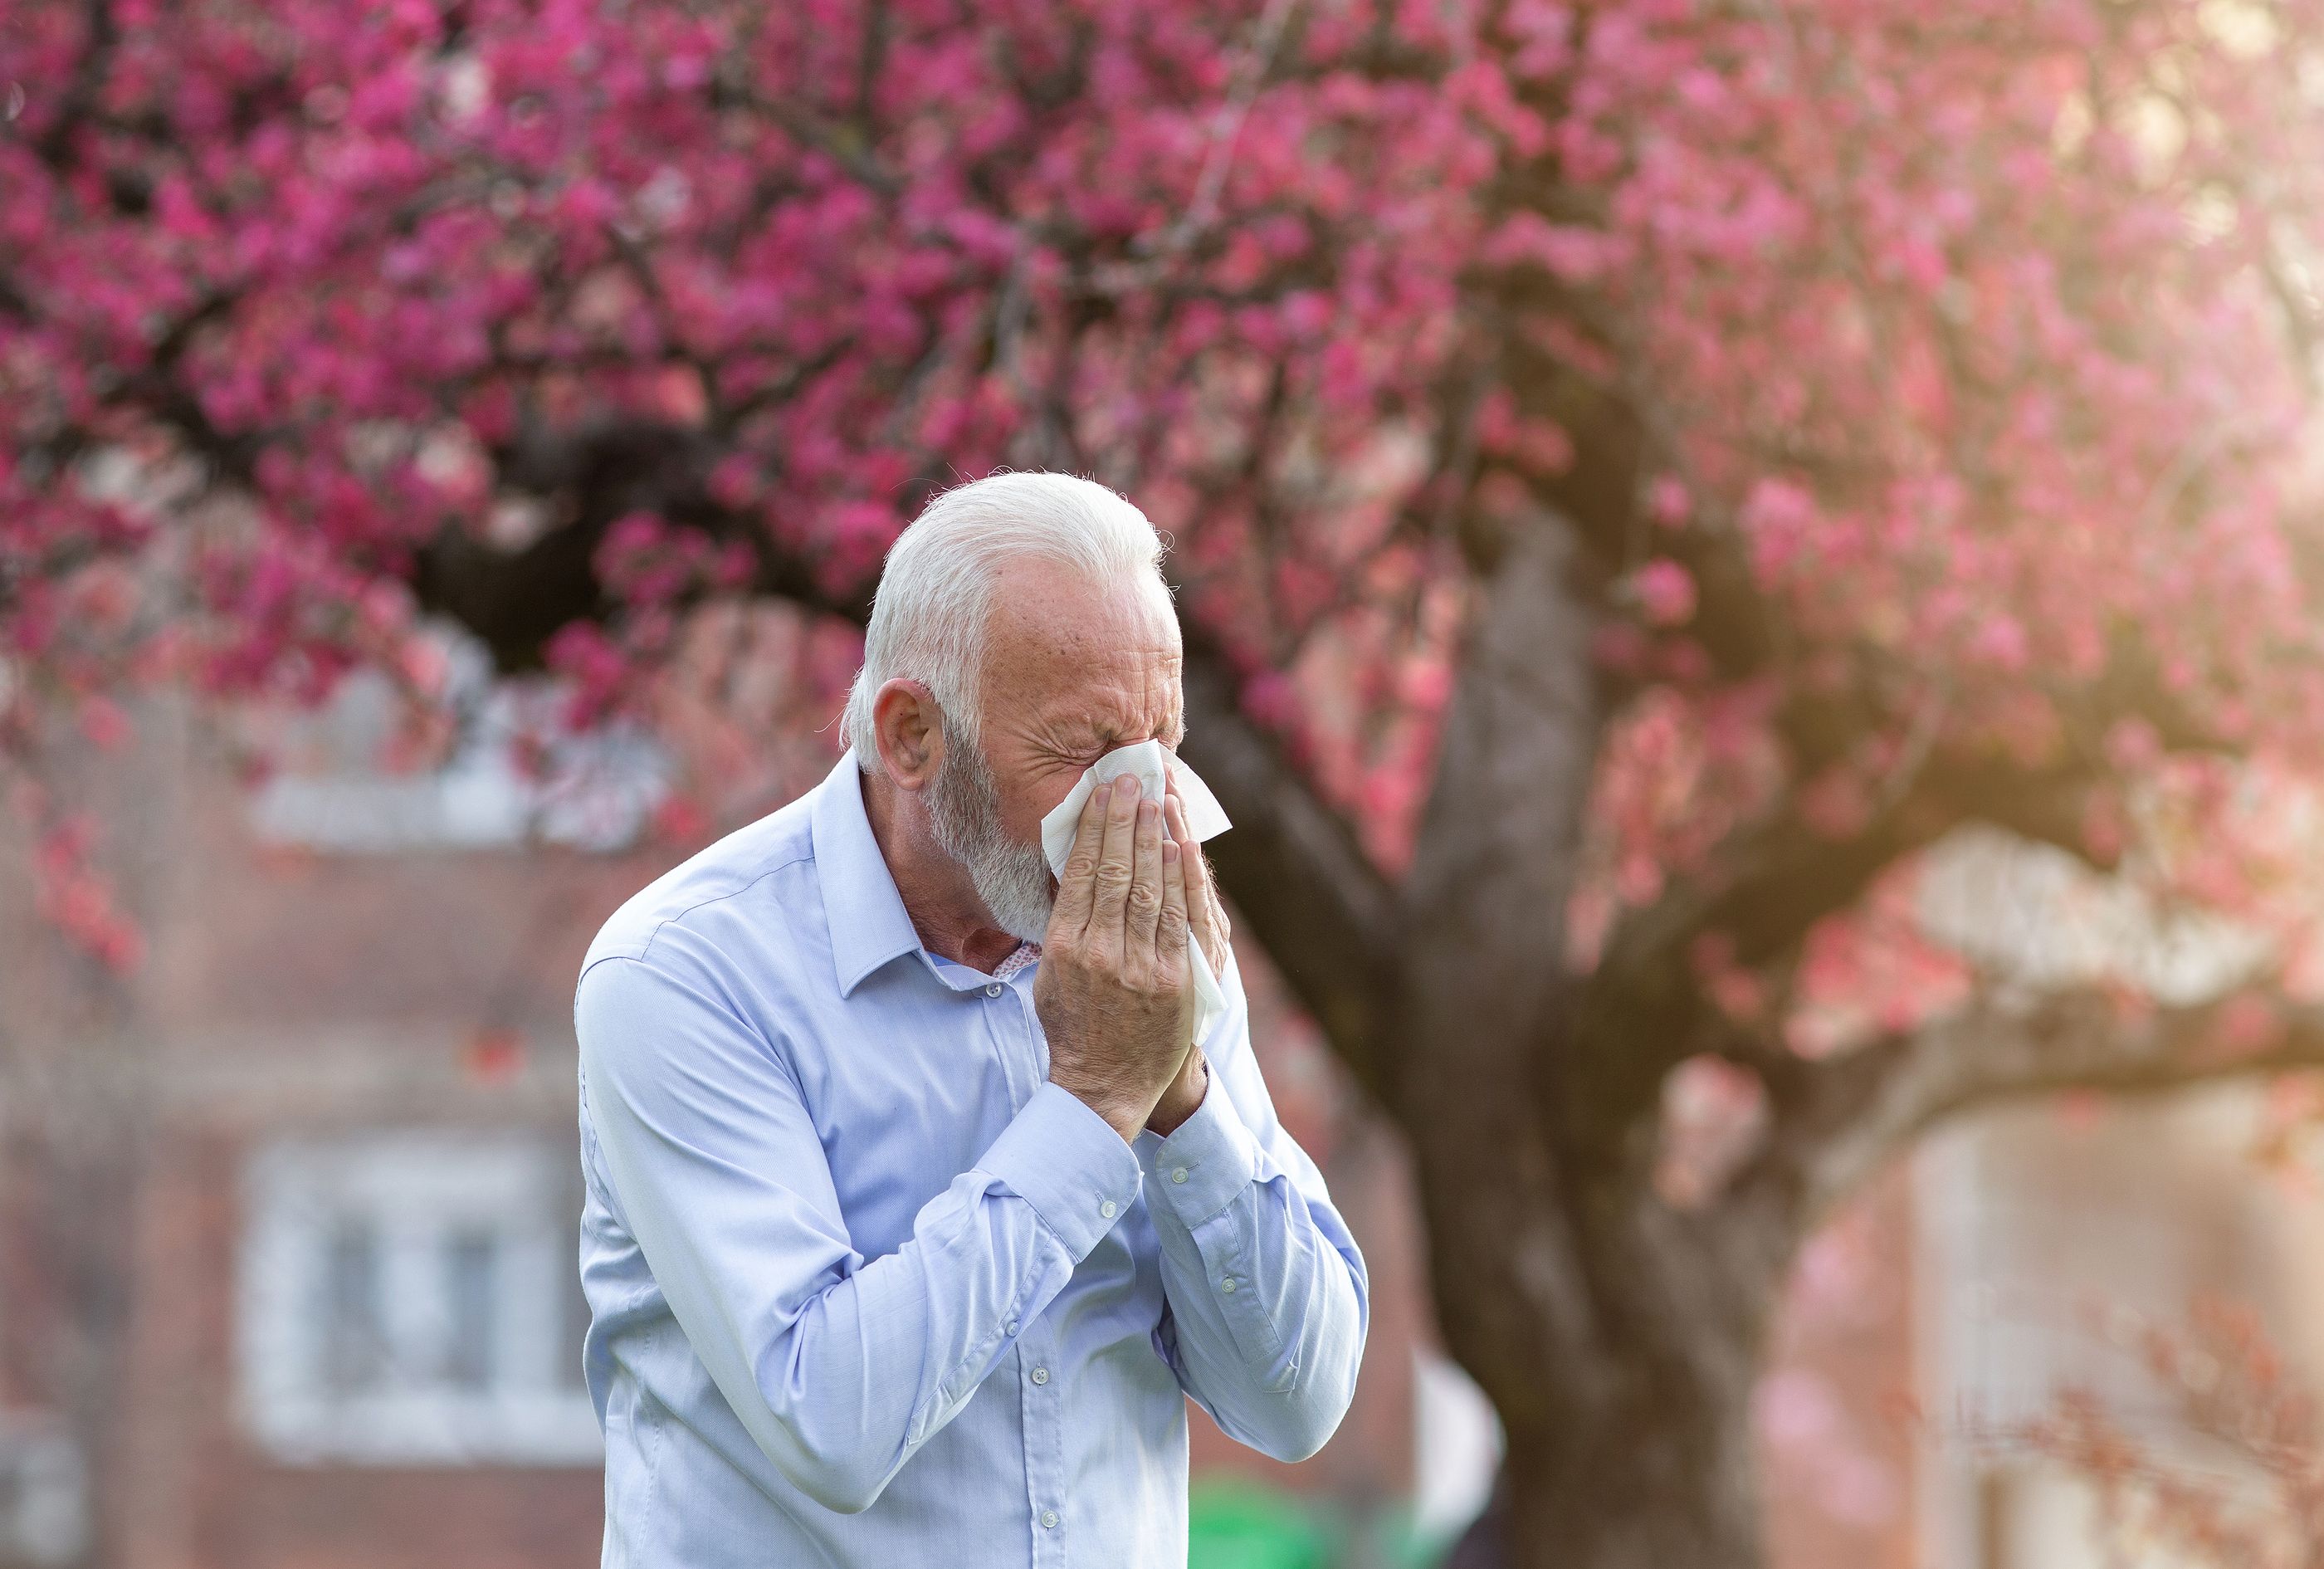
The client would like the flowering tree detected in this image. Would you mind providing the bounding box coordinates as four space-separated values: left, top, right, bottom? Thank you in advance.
2033 1300 2324 1567
13 0 2324 1562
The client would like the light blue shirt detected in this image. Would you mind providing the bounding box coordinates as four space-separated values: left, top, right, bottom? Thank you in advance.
574 750 1369 1567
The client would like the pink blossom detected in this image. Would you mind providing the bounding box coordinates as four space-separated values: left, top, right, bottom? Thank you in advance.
0 0 2321 1063
1633 560 1697 626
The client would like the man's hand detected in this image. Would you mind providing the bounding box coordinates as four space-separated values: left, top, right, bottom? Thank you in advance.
1037 775 1195 1141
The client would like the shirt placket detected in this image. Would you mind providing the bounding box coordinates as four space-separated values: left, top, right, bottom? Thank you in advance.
1018 1319 1071 1565
979 961 1072 1564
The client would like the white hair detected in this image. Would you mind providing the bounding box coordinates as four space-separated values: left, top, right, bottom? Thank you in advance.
843 472 1169 769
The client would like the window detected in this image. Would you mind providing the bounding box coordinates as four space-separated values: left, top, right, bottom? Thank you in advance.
237 1132 599 1465
1916 1091 2283 1569
245 624 670 855
0 1411 86 1567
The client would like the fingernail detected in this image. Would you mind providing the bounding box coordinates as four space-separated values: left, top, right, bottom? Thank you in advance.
1117 775 1141 799
1162 840 1181 863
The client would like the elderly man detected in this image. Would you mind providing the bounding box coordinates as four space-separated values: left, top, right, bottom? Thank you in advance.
574 472 1368 1567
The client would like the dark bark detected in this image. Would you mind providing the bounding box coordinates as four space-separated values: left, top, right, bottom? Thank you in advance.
1383 512 1789 1568
1400 1044 1783 1569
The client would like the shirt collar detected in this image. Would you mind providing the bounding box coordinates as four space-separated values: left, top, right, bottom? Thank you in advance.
810 750 925 997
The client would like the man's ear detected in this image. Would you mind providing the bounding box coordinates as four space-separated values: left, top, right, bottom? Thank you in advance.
870 679 946 792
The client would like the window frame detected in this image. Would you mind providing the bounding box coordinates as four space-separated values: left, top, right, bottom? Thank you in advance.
237 1130 601 1467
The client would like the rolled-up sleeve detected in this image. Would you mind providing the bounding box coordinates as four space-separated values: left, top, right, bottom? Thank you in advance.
1140 948 1370 1461
577 954 1142 1513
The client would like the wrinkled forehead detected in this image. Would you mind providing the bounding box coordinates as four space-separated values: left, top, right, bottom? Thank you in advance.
979 557 1182 739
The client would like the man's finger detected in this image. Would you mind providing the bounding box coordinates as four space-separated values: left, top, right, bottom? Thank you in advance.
1125 795 1166 959
1164 794 1227 975
1159 839 1194 1044
1047 779 1111 941
1086 772 1141 963
1158 834 1190 985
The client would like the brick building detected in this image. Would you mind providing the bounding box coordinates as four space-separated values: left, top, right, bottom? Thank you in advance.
0 664 1457 1569
0 654 1946 1568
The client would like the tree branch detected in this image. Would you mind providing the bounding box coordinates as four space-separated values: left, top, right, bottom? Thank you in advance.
1755 983 2324 1224
1178 633 1401 1098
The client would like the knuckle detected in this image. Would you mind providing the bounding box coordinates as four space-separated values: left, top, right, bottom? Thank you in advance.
1063 853 1098 880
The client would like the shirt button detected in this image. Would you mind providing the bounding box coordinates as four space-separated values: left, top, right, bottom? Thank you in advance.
984 983 1003 998
1004 1318 1018 1335
1170 1166 1189 1184
1099 1199 1117 1219
1221 1277 1238 1293
1040 1509 1059 1529
1030 1365 1050 1386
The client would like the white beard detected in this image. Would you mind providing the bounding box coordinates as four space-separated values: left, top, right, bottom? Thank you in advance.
926 728 1055 946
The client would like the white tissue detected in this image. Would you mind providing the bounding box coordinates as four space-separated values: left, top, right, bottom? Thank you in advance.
1038 741 1232 1042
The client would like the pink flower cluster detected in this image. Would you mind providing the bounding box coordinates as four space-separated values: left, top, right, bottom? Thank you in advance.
7 0 2324 1026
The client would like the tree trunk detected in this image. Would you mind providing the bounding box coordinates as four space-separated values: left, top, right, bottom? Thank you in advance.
1411 1085 1787 1569
1395 926 1789 1569
1503 1401 1760 1569
1379 510 1796 1569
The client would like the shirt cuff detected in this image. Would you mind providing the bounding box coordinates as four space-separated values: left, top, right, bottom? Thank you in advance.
1146 1073 1262 1227
978 1083 1145 1262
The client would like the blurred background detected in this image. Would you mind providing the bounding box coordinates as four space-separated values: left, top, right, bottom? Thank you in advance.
13 0 2324 1566
7 640 2317 1567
